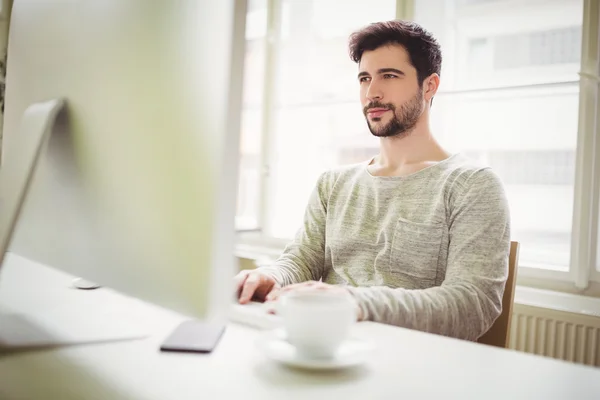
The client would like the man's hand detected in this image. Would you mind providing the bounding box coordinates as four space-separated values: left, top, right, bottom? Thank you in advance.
234 269 280 304
265 281 363 321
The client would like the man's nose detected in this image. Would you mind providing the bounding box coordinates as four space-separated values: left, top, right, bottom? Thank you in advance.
366 82 383 102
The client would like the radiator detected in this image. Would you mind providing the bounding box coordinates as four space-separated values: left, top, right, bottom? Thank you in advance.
510 303 600 366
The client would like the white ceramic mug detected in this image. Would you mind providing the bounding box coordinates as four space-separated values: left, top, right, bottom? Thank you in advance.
277 290 356 359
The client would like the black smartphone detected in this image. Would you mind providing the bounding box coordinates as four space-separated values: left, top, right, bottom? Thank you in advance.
160 320 226 354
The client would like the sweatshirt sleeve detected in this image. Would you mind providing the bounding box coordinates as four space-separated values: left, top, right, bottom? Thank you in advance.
346 169 511 341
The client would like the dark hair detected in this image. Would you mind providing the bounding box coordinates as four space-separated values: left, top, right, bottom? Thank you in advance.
348 20 442 85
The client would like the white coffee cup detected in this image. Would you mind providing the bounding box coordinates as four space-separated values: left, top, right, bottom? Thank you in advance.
277 290 357 359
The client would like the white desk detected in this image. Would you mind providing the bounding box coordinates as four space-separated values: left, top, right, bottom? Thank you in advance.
1 254 599 400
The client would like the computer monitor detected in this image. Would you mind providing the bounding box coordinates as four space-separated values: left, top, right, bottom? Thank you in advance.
0 0 246 349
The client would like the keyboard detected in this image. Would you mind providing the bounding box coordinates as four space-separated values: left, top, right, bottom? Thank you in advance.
228 301 282 330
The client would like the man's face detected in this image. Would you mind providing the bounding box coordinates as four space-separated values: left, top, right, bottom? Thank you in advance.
358 44 424 139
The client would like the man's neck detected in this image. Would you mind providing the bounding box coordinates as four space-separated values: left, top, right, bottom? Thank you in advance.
369 125 451 177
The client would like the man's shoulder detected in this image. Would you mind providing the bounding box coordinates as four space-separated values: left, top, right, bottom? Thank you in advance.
317 160 369 185
442 154 503 187
440 154 507 205
310 161 370 200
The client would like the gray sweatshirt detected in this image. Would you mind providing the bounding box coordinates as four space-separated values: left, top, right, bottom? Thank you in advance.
260 153 511 341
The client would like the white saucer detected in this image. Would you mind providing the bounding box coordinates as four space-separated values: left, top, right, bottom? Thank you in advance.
257 329 374 370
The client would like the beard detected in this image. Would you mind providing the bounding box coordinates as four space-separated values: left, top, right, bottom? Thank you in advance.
363 88 424 139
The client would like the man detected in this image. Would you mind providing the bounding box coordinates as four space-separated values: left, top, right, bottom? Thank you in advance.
234 20 511 341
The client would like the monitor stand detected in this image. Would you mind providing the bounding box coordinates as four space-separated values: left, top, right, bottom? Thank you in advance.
0 307 149 354
0 99 148 353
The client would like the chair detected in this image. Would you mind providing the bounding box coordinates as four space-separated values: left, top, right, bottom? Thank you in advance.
477 241 520 348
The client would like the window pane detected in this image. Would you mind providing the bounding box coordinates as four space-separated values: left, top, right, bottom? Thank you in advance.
267 0 395 238
414 0 584 270
237 0 267 230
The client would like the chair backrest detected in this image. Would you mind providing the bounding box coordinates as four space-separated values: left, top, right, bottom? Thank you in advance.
477 241 520 348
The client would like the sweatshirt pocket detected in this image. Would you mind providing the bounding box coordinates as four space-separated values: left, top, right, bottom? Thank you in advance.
389 217 443 289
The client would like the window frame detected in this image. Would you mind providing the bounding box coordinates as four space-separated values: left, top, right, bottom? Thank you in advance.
236 0 600 293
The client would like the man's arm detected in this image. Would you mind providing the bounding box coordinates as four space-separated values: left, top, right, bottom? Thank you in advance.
346 169 510 341
258 172 332 286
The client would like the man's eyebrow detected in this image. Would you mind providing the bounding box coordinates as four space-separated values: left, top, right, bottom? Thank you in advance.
378 68 405 76
357 68 405 79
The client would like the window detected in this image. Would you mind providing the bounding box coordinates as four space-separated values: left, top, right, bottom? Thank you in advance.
493 27 582 69
463 0 504 4
237 0 395 237
236 0 268 231
237 0 600 291
268 0 396 238
412 0 585 271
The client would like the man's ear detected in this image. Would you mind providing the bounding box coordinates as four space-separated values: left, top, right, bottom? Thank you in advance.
423 73 440 106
